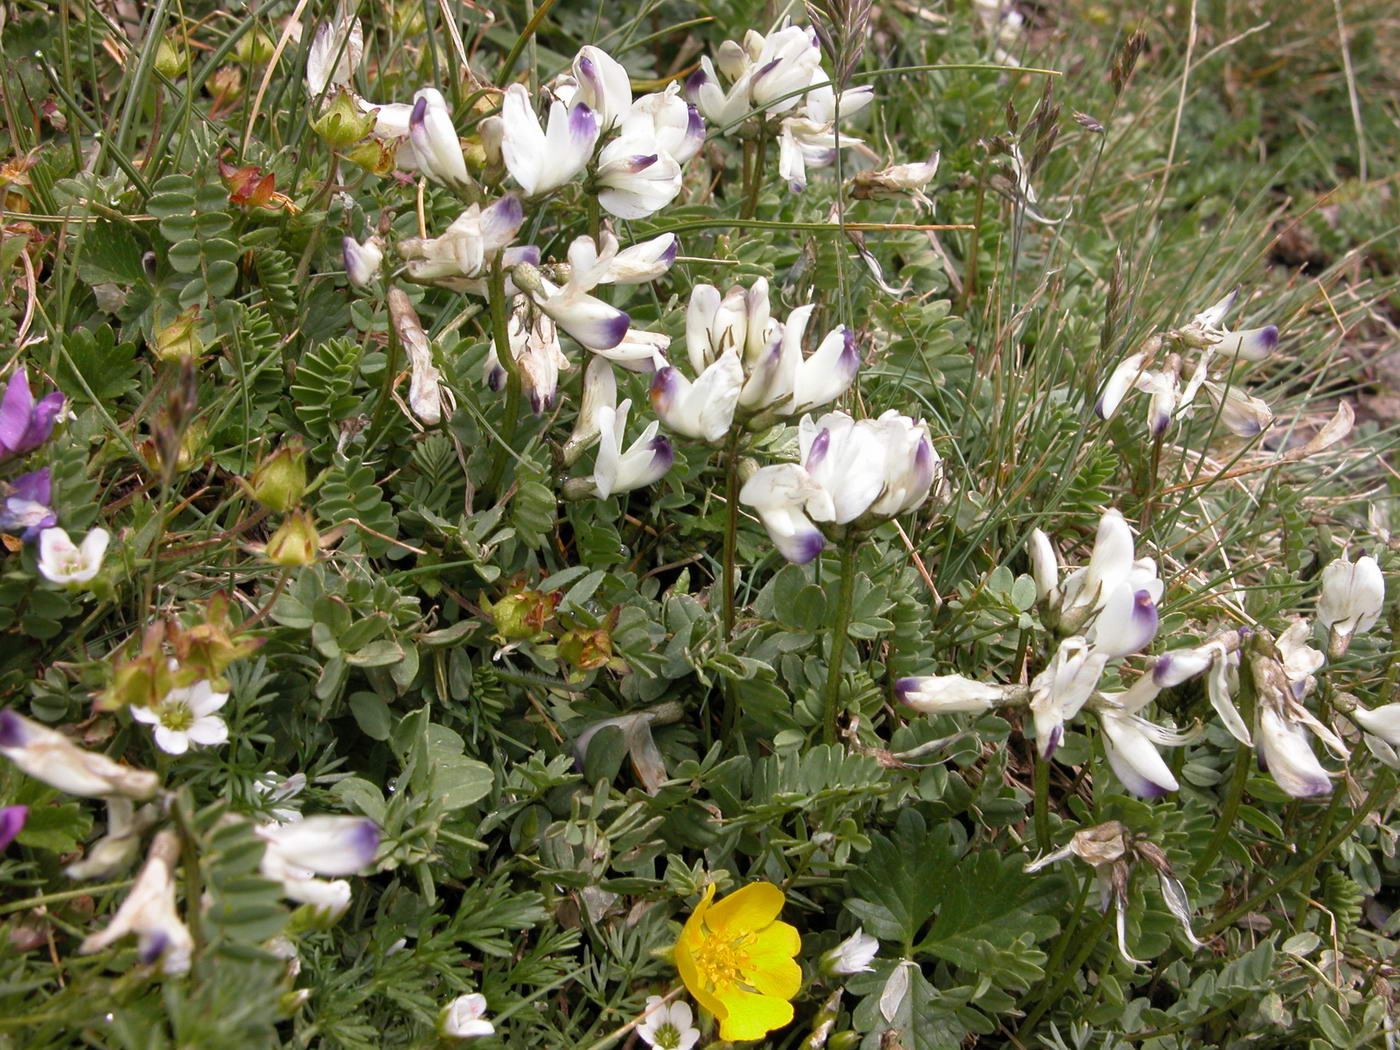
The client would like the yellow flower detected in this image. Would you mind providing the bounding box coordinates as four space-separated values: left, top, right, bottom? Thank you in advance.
674 881 802 1041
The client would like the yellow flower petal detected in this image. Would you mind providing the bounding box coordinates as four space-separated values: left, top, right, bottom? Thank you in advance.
742 921 802 998
704 880 785 937
716 988 794 1042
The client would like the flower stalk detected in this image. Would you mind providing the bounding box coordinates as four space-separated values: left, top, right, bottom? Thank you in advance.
823 532 859 745
484 258 524 497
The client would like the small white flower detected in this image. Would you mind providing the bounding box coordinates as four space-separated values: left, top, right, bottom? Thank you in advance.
1204 380 1273 437
258 815 380 877
896 674 1014 714
1317 552 1385 640
131 679 230 756
408 88 471 190
305 7 363 97
649 348 745 444
442 992 495 1039
596 135 683 219
636 996 699 1050
624 84 705 165
1354 704 1400 746
1030 636 1110 757
821 928 879 975
342 236 383 287
563 356 618 465
1256 705 1332 798
37 526 110 584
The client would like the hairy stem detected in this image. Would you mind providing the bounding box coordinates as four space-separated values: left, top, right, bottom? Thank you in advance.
1033 748 1052 852
1191 741 1251 881
720 435 741 740
822 533 859 745
483 260 523 497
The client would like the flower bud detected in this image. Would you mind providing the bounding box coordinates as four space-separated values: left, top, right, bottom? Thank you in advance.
249 441 308 512
153 33 188 79
487 586 559 640
558 624 615 676
313 89 378 149
154 308 203 362
234 27 276 66
344 137 398 175
264 511 319 567
820 928 878 975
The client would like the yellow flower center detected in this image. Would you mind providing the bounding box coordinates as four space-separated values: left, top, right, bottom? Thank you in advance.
159 700 194 732
692 927 752 990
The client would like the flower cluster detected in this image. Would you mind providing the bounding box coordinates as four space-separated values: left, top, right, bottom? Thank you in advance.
1097 290 1279 439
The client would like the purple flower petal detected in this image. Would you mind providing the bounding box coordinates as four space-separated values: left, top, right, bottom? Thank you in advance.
0 709 28 748
21 392 64 452
11 468 50 505
0 370 34 454
569 103 599 147
648 435 674 474
805 427 831 470
684 69 709 98
0 805 26 851
894 677 921 704
649 367 680 416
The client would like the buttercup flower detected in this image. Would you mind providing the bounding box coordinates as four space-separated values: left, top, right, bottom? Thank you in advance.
674 881 801 1041
131 679 230 756
441 992 495 1039
637 996 699 1050
37 526 110 584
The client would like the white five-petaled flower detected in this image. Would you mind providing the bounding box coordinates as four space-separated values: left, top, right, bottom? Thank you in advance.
636 996 699 1050
131 679 230 756
37 526 110 584
1316 551 1385 643
821 927 879 975
738 410 940 564
592 399 674 499
441 992 495 1039
80 829 193 974
501 82 600 197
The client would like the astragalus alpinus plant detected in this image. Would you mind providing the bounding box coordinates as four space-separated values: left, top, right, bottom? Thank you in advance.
1 0 1398 1047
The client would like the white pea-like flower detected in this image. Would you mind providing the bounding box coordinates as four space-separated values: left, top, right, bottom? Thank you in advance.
441 992 495 1039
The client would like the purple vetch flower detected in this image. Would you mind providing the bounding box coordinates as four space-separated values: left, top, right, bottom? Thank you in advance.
572 45 632 132
0 804 26 850
0 369 65 459
1091 587 1160 658
591 399 674 499
596 137 682 219
0 468 57 541
500 83 599 197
